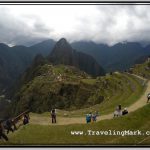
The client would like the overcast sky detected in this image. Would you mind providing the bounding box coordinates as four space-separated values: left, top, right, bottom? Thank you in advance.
0 5 150 46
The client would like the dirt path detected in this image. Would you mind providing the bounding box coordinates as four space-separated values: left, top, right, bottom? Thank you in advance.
30 76 150 126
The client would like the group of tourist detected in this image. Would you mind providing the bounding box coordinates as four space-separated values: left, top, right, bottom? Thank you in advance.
1 92 150 142
113 92 150 117
85 104 129 123
50 109 99 124
0 113 30 141
86 111 99 123
114 104 128 117
49 92 150 124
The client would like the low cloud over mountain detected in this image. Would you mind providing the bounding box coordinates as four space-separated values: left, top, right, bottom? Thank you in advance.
1 5 150 46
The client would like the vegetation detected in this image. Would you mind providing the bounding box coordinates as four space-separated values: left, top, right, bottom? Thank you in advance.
0 96 11 119
48 38 105 76
129 59 150 79
10 60 145 117
10 64 89 115
72 41 150 72
25 71 145 118
1 104 150 145
0 40 149 146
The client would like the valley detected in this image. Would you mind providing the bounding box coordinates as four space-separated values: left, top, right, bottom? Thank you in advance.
0 38 150 146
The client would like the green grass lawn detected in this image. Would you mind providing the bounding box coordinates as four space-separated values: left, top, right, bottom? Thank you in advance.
1 103 150 145
81 79 97 85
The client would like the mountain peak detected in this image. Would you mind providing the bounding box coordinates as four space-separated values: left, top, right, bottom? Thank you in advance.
48 38 105 76
50 38 73 56
58 38 67 43
0 43 9 49
55 38 72 50
32 54 46 67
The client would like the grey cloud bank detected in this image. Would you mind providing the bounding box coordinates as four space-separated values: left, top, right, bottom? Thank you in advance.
0 5 150 46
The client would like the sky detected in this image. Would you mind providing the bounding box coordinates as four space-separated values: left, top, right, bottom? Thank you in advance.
0 5 150 46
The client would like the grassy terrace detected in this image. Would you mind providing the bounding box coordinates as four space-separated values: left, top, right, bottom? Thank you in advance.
131 60 150 79
35 73 145 117
0 72 149 145
1 103 150 145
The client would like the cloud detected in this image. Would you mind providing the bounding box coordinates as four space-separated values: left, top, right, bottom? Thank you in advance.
0 7 52 46
0 5 150 46
68 5 150 45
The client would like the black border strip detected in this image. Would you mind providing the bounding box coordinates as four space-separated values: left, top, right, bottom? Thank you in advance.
0 1 150 5
0 145 150 147
0 3 150 5
0 1 149 3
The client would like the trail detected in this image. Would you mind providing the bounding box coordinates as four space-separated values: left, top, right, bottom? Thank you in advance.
30 75 150 126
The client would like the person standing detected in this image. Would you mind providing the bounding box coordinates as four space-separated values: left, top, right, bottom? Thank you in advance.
91 111 98 122
23 114 29 125
5 119 14 134
118 104 122 116
11 119 17 131
0 121 8 141
86 113 91 123
51 109 56 123
114 105 122 117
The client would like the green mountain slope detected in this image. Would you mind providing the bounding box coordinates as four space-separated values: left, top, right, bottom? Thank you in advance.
10 59 144 117
0 40 55 94
10 63 90 115
129 58 150 79
72 41 150 72
48 38 105 76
